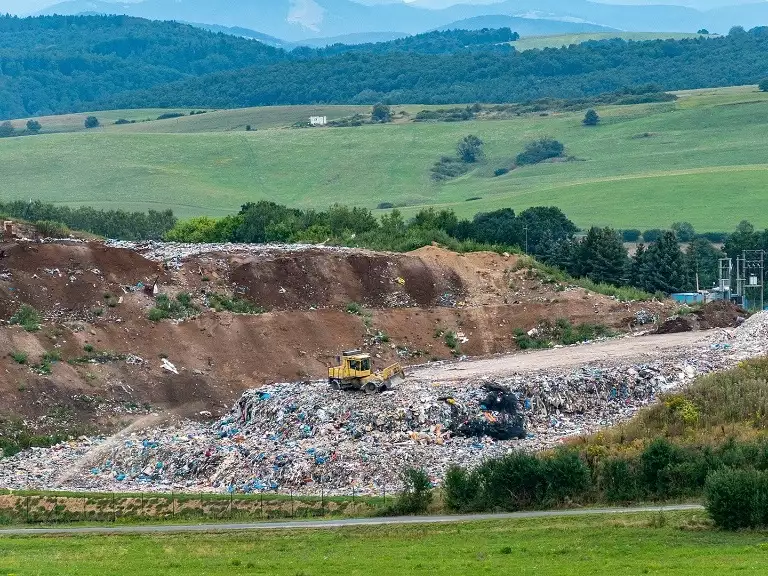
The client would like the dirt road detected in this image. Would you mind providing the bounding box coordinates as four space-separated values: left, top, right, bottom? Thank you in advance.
411 331 715 381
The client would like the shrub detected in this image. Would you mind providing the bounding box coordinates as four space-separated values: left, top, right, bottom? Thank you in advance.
114 118 132 125
443 465 480 511
346 302 362 315
760 78 768 92
642 229 664 243
156 112 185 120
148 293 199 321
583 109 600 126
10 351 27 365
515 137 565 165
431 156 471 181
9 305 42 332
600 458 642 502
34 220 70 238
377 202 395 209
386 468 433 515
444 331 459 351
207 293 264 314
493 167 510 177
25 120 41 133
621 229 642 242
84 116 99 129
705 468 768 530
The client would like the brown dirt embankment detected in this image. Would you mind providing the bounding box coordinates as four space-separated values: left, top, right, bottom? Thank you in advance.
0 241 673 432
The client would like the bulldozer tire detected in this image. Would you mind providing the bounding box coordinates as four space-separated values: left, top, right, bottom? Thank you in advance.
329 379 342 391
363 381 378 395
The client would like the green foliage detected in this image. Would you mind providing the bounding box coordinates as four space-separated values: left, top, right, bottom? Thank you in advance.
384 468 433 515
346 302 363 315
515 137 565 166
9 305 42 332
583 109 600 126
672 221 696 242
371 103 391 123
9 351 27 365
705 468 768 530
34 220 70 238
622 229 642 242
0 200 175 241
0 121 14 138
148 293 199 321
514 319 614 349
84 116 99 129
157 112 185 120
25 119 41 133
630 231 688 294
444 331 459 351
457 135 484 163
760 78 768 92
206 293 264 314
431 156 471 181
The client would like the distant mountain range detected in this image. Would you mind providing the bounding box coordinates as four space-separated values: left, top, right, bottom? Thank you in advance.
38 0 768 42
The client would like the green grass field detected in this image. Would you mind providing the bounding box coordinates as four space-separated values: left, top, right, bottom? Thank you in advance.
3 85 768 229
511 32 711 51
3 511 767 575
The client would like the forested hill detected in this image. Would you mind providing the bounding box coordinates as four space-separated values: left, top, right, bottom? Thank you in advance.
112 27 768 108
0 15 287 118
0 15 520 118
4 15 768 118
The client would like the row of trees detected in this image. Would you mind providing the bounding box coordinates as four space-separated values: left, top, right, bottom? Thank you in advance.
0 200 176 240
0 119 41 137
162 201 737 296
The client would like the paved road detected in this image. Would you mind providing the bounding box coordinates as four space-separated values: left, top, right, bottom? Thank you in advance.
411 331 714 382
0 504 704 536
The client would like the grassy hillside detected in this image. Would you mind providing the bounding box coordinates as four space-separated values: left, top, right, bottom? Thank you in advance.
512 32 710 51
3 85 768 229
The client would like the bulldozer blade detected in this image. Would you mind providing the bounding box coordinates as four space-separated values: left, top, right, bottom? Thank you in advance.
385 374 404 389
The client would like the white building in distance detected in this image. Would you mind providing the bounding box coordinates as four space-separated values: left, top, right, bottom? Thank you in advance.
310 116 327 126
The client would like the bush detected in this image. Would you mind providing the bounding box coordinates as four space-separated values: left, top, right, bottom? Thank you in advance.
206 293 264 314
600 458 642 502
157 112 185 120
642 229 664 243
9 305 42 332
443 465 480 511
583 109 600 126
10 351 27 364
84 116 99 129
386 468 433 515
705 468 768 530
431 156 471 181
493 167 510 177
760 78 768 92
621 229 642 242
114 118 132 125
34 220 70 238
515 137 565 165
148 293 199 321
345 302 362 315
25 120 41 133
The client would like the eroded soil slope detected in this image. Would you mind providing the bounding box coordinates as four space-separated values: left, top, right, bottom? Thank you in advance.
0 240 673 434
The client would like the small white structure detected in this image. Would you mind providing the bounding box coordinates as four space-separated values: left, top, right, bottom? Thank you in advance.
309 115 327 126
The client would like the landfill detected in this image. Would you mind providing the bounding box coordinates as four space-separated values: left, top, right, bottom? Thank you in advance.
2 313 767 495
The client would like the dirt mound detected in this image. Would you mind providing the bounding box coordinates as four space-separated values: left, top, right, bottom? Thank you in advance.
656 301 748 334
0 241 166 321
0 241 675 437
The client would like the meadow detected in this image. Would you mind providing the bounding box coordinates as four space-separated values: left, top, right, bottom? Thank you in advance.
1 511 766 575
3 85 768 229
511 31 709 51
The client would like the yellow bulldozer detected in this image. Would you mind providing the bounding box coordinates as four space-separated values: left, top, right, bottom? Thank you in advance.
328 350 405 393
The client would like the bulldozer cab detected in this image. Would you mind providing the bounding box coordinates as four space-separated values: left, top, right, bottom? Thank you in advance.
339 353 372 377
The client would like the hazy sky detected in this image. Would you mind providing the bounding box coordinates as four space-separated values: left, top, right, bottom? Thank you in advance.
0 0 757 17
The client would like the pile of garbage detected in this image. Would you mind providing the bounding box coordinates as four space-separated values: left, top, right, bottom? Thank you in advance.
3 313 767 495
105 240 362 263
